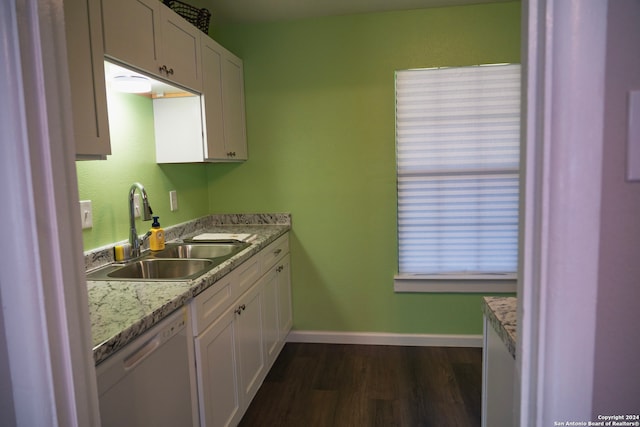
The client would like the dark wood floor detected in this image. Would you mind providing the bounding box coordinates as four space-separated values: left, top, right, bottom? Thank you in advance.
239 343 483 427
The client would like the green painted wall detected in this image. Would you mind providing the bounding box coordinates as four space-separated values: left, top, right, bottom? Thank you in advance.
76 90 209 250
207 3 521 334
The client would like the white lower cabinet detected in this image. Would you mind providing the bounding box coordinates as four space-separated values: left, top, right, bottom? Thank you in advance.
260 268 280 367
195 307 242 427
192 233 291 427
276 255 292 344
236 283 265 406
481 315 515 427
262 254 292 366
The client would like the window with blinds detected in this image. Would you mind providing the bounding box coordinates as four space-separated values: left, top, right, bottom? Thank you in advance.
395 64 521 278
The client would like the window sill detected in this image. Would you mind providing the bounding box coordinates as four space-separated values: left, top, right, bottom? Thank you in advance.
394 274 517 293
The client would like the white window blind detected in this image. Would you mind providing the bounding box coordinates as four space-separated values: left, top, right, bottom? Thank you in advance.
396 64 521 276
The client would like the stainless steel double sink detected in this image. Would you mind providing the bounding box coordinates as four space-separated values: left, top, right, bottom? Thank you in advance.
87 240 250 281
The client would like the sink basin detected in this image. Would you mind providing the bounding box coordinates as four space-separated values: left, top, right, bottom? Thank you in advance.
152 241 249 260
87 259 215 281
108 259 213 279
86 240 252 281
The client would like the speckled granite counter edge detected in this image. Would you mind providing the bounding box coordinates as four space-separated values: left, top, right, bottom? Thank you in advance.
482 296 517 359
87 213 291 365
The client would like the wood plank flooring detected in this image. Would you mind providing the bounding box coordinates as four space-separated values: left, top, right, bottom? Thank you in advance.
239 343 483 427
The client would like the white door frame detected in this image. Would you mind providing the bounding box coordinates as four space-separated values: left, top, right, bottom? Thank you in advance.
518 0 608 424
0 0 100 425
0 0 612 425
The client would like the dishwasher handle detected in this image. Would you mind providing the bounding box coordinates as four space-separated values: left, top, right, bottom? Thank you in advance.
123 335 161 370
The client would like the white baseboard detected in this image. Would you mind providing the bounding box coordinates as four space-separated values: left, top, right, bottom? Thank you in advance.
286 330 483 347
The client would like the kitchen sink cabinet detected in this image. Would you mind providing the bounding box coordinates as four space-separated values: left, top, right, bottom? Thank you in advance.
64 0 111 159
100 0 202 92
195 301 243 427
195 281 265 427
191 233 291 426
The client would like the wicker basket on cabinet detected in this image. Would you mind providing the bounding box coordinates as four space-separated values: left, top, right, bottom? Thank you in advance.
163 0 211 33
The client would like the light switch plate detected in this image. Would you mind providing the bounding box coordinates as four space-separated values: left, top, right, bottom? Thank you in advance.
79 200 93 229
169 190 178 211
627 90 640 181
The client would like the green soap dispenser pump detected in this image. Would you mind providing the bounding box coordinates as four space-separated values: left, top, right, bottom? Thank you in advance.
149 216 165 251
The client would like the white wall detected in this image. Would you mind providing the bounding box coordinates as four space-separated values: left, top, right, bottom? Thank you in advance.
592 0 640 414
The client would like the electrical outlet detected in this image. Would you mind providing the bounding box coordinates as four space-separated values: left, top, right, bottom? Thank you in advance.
169 190 178 211
79 200 93 229
134 194 141 218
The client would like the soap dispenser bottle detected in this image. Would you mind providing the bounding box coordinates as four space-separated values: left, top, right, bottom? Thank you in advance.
149 216 165 251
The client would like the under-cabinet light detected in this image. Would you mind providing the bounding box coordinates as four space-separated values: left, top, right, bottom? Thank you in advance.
111 75 152 94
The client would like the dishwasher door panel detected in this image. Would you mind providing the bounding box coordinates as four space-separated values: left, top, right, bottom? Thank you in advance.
97 308 195 427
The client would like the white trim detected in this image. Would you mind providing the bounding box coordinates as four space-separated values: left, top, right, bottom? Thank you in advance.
0 0 100 425
518 0 607 425
286 330 483 348
394 275 517 293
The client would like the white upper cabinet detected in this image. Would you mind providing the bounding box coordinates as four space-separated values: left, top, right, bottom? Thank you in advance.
65 0 111 159
154 38 248 163
201 37 248 161
159 6 202 91
101 0 202 92
101 0 159 76
200 37 225 159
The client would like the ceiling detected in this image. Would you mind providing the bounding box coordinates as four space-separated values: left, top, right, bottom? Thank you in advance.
187 0 516 25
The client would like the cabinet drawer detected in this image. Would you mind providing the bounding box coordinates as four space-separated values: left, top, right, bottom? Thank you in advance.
261 234 289 273
192 271 236 336
235 254 261 298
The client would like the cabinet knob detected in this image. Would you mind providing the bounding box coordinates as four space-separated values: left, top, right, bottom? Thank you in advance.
234 304 246 315
158 65 174 76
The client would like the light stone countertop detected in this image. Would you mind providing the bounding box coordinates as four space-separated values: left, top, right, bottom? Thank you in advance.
482 296 517 359
86 213 291 365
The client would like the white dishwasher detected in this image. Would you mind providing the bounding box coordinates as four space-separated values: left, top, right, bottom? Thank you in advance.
96 307 197 427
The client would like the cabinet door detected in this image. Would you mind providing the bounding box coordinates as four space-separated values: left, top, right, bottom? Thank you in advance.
201 37 226 160
64 0 111 158
236 283 265 405
221 53 248 160
101 0 161 75
195 308 242 427
160 6 202 91
276 255 293 342
260 269 280 367
201 40 248 161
